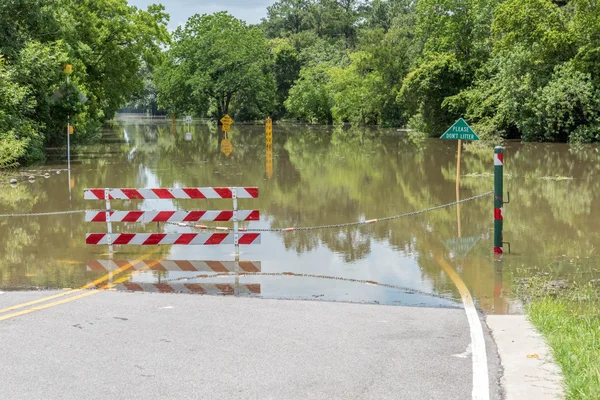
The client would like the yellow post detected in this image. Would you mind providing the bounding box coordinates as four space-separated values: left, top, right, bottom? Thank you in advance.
266 117 273 179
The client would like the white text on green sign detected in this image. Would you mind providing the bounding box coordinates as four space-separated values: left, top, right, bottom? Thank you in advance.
440 118 480 141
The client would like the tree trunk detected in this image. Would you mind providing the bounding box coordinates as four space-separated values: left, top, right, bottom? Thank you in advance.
216 93 233 124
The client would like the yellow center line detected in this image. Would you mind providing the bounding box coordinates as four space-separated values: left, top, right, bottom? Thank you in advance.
0 258 163 322
0 289 83 314
434 254 474 302
0 290 101 321
0 247 162 316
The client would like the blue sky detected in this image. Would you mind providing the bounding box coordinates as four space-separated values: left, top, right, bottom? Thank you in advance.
129 0 274 29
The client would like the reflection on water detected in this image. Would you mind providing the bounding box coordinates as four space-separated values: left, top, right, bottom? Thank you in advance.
1 118 599 313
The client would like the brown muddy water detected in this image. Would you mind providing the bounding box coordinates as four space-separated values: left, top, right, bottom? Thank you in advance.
1 117 599 313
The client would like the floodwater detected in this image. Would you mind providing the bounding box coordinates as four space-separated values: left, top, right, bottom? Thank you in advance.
1 117 599 313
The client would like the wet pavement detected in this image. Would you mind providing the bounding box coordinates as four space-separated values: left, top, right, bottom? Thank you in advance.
0 290 502 400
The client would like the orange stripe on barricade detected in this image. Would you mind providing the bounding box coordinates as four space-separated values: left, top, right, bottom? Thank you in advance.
184 284 206 294
113 282 260 296
246 284 261 294
216 284 234 295
155 283 174 293
239 261 260 273
206 261 229 273
123 282 144 292
87 260 262 273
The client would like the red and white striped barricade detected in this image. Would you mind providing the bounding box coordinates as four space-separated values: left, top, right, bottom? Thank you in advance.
87 260 261 273
84 187 260 253
87 259 261 296
116 282 261 296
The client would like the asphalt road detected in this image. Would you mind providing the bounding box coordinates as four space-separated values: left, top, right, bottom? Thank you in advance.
0 291 501 399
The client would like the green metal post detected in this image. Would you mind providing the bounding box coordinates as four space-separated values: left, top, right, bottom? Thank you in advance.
494 146 503 256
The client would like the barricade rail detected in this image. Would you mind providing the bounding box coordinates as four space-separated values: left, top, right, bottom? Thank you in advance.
87 260 261 273
84 187 260 251
0 192 493 234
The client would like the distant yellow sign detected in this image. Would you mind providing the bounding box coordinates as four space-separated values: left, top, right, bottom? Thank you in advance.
64 64 73 75
221 138 233 156
220 114 234 125
222 123 231 132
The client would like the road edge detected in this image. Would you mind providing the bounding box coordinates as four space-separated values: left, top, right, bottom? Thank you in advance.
485 314 564 400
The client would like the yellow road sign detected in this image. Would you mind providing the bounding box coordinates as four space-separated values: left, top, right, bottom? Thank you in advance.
220 114 234 125
221 138 233 156
222 123 231 132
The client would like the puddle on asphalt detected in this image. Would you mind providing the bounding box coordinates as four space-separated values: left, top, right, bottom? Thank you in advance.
1 119 600 313
96 268 463 308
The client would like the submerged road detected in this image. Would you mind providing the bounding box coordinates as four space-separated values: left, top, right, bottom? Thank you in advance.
0 291 501 399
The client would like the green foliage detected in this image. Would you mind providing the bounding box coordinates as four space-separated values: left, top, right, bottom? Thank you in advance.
0 57 38 168
4 0 600 157
285 65 333 123
0 0 169 168
263 0 311 37
399 53 464 135
328 52 385 125
440 0 600 142
254 0 600 142
157 12 275 120
522 64 600 142
272 39 303 119
522 281 600 399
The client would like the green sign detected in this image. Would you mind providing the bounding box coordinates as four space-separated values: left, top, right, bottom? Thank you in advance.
443 236 480 258
440 118 480 141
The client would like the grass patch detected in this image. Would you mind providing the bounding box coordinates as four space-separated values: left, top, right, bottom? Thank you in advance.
517 278 600 399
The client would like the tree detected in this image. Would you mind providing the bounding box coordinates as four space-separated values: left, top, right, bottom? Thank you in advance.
57 0 170 123
328 51 385 125
272 39 302 119
446 0 583 141
0 0 170 167
0 56 38 168
285 64 334 123
398 53 465 135
158 12 276 121
263 0 311 38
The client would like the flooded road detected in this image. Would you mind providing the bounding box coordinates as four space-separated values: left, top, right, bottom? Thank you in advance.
1 117 599 313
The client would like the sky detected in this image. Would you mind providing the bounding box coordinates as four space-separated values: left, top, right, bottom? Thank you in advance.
129 0 274 29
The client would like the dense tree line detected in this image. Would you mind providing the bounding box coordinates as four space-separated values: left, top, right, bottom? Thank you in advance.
0 0 169 168
158 0 600 144
3 0 600 168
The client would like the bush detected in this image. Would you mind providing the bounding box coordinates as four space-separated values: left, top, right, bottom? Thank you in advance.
0 57 40 168
521 64 600 142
